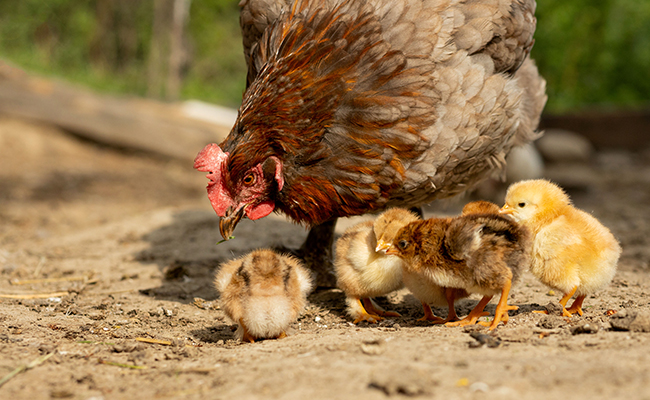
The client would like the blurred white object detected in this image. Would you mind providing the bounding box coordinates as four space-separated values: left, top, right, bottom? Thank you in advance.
536 129 594 162
505 142 544 183
182 100 238 128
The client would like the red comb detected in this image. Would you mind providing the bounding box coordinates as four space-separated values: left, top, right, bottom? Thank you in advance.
193 143 228 172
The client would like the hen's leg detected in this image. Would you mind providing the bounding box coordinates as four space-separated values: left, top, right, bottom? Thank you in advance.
446 296 492 327
299 219 338 288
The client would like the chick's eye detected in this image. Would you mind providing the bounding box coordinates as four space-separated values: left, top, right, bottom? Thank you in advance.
518 202 526 208
398 240 409 250
243 173 256 186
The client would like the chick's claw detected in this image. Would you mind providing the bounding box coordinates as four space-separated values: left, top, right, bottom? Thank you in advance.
362 298 401 319
446 296 492 327
566 295 586 316
418 303 447 324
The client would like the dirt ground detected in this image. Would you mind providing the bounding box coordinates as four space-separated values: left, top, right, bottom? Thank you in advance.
1 115 650 400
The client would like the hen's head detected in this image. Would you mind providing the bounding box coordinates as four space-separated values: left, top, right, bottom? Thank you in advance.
194 143 284 239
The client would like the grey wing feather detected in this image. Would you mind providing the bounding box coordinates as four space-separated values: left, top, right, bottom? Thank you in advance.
239 0 292 86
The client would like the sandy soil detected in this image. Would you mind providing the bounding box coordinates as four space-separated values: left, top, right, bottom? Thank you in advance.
1 116 650 400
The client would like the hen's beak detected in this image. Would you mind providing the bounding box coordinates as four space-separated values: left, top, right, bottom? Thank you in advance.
375 240 391 253
499 205 513 215
219 206 245 240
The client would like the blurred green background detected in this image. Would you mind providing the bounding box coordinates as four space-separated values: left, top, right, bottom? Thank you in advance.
1 0 649 113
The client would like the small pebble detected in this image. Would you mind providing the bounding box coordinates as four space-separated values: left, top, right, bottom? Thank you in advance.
469 382 490 393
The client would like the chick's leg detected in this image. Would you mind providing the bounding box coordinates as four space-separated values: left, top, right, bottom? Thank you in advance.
239 319 256 343
566 294 586 316
559 286 578 317
352 298 383 324
364 298 401 318
479 280 518 331
418 302 446 324
446 296 492 327
445 287 461 323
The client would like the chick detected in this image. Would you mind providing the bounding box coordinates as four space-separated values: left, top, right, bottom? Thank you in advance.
388 213 530 330
334 208 419 324
215 249 313 342
401 270 469 324
501 179 621 317
462 200 501 215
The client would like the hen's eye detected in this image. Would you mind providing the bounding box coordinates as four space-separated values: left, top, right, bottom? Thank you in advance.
518 202 526 208
398 240 409 250
243 173 256 186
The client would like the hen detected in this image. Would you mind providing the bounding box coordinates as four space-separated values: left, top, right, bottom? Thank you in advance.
194 0 547 286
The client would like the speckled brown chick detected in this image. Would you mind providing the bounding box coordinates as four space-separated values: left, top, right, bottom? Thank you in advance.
215 249 313 342
388 213 531 330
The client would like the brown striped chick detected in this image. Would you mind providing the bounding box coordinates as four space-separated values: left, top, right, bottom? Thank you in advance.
501 179 621 317
388 213 530 331
215 249 313 342
334 208 419 324
399 201 505 324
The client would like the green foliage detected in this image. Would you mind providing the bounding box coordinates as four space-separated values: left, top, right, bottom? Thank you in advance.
0 0 649 112
533 0 650 112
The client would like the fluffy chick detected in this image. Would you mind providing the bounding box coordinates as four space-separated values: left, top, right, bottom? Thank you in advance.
393 200 500 324
215 249 313 342
334 208 419 324
501 179 621 317
388 213 530 330
462 200 501 215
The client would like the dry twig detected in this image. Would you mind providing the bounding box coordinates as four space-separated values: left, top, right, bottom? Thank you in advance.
0 352 55 388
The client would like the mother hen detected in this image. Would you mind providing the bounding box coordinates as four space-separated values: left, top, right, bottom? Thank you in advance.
194 0 546 286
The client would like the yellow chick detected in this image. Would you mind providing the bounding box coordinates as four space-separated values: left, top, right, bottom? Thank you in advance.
215 249 313 342
334 208 419 324
501 179 621 317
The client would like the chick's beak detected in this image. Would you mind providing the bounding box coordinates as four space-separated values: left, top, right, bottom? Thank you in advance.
375 240 391 253
219 206 245 240
385 246 400 256
499 204 513 215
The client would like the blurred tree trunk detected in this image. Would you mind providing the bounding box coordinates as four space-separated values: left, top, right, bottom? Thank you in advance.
91 0 142 72
147 0 190 101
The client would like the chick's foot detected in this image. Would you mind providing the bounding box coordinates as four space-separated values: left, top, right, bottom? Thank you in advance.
239 319 256 343
565 295 586 316
558 286 579 318
479 280 518 331
446 296 492 327
418 303 446 324
363 298 401 318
